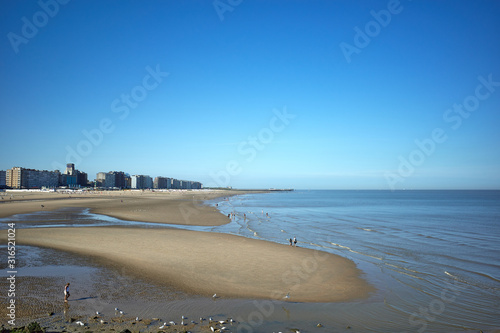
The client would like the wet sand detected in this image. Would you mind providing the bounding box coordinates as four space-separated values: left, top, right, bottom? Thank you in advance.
6 227 372 303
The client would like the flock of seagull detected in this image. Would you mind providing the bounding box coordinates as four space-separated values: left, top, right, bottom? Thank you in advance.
72 304 304 333
70 291 294 332
70 306 239 332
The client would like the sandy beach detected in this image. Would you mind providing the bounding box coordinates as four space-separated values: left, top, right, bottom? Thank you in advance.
0 190 374 331
0 189 250 226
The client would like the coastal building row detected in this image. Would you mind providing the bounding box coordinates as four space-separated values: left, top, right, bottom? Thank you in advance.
94 171 202 190
2 164 88 189
0 165 202 190
96 171 128 189
154 176 202 190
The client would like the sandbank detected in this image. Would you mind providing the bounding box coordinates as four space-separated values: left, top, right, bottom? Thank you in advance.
6 227 373 303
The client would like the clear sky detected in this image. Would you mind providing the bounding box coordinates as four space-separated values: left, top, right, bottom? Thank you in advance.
1 0 499 189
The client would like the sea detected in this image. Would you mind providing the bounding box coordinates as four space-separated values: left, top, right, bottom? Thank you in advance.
208 190 500 332
1 190 499 332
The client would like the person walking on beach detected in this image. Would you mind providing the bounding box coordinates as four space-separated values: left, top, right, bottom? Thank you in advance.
289 238 293 246
64 283 70 302
293 237 297 247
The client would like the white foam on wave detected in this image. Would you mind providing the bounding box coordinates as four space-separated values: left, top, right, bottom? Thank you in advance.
329 242 382 260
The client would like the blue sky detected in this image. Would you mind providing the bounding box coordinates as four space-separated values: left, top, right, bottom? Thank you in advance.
1 0 499 189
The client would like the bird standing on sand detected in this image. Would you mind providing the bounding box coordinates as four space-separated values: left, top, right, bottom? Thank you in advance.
284 292 290 299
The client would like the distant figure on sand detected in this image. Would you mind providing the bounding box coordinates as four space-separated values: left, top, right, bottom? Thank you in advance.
289 238 293 246
64 283 70 302
293 237 297 247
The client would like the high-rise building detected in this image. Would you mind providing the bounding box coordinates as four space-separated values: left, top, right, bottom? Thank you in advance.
154 176 172 189
6 167 59 189
171 178 181 189
66 163 76 175
96 172 106 188
6 167 22 188
131 175 153 189
77 171 88 187
110 171 126 189
0 170 6 189
96 171 126 189
61 164 87 188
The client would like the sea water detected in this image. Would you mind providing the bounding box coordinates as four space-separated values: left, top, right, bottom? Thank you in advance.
210 190 500 331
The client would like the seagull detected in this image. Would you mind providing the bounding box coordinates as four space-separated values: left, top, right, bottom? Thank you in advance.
219 320 226 324
100 319 105 324
135 317 139 321
169 321 176 325
200 317 205 322
182 315 186 319
114 307 119 311
210 327 215 332
284 292 290 299
119 310 124 315
209 317 214 322
96 311 101 315
212 293 218 299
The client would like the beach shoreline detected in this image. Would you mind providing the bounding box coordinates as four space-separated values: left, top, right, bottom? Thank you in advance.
0 189 374 331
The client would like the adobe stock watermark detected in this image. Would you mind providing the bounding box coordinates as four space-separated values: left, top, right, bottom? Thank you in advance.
385 74 499 190
209 107 296 187
178 192 211 225
339 0 406 64
213 0 242 21
404 275 464 333
7 0 71 54
51 64 169 171
235 246 330 333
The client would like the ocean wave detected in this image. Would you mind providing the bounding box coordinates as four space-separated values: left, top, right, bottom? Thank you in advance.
445 270 500 291
329 242 383 260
